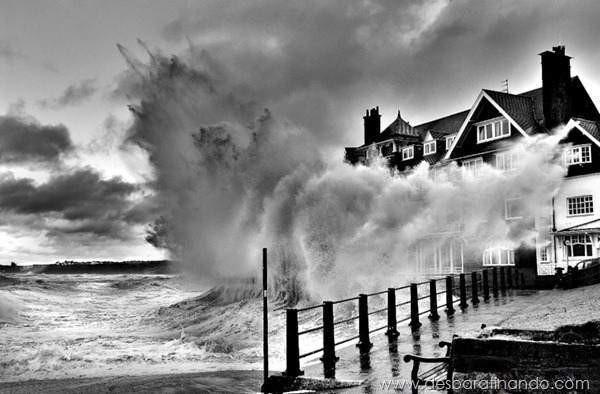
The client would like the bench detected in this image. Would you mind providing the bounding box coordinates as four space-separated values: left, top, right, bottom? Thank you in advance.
403 341 453 393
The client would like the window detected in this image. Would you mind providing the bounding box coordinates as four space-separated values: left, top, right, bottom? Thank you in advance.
505 196 524 219
483 243 515 266
462 157 483 174
564 144 591 165
446 135 456 150
476 117 510 143
424 141 436 155
564 234 593 257
496 151 520 171
540 246 549 262
567 195 593 216
402 146 414 160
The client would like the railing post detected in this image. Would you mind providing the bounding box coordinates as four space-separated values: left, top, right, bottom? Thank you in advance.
386 288 399 337
507 267 513 288
429 279 440 320
357 294 373 350
482 269 490 301
500 267 507 293
321 301 338 371
283 309 303 377
445 276 455 315
492 267 499 296
459 273 468 309
409 283 421 329
471 271 479 305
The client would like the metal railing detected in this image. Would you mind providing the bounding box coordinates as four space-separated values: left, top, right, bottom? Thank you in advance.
282 266 523 377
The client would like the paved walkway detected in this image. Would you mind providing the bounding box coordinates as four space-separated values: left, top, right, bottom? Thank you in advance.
301 288 553 393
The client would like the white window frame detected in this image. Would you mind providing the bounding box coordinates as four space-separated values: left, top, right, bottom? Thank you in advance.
424 141 436 155
462 157 483 174
540 245 549 262
496 151 520 171
476 116 510 143
446 135 456 150
505 196 524 220
402 146 414 160
564 234 593 258
483 243 515 266
567 195 593 216
564 144 591 166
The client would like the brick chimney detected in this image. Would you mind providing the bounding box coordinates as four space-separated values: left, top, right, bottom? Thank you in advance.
363 107 380 145
540 45 572 129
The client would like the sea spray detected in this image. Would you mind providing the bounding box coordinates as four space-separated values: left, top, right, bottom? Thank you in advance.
118 44 567 301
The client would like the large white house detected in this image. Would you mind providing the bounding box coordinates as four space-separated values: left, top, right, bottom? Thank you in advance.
345 46 600 282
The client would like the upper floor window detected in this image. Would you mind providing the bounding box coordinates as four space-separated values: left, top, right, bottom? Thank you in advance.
567 195 593 216
402 146 414 160
496 151 520 171
424 141 436 155
505 195 524 219
446 135 456 150
462 157 483 174
476 117 510 143
564 144 591 165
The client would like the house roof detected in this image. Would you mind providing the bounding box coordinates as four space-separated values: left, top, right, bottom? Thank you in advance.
483 90 545 136
414 110 469 137
573 118 600 144
378 111 420 141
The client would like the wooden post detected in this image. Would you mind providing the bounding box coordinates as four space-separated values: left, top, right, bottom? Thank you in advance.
500 267 507 293
386 288 399 337
471 271 479 305
445 276 455 315
429 279 440 320
507 267 513 288
357 294 373 350
409 283 422 329
482 269 490 301
459 273 468 309
321 301 338 371
283 309 303 377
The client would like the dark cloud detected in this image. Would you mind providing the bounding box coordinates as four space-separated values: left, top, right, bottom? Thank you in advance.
39 78 98 109
154 0 600 148
0 114 74 165
0 169 146 239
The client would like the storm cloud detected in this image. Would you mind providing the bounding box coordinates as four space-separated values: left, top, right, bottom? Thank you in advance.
0 114 74 165
0 168 146 239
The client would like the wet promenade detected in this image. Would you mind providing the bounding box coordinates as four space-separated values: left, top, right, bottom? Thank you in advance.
301 288 550 393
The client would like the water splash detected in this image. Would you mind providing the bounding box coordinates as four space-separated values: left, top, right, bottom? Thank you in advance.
119 44 567 302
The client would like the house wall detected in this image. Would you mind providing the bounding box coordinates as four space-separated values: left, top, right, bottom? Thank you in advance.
552 173 600 270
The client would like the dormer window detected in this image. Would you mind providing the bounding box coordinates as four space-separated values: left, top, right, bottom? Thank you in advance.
476 117 510 143
402 146 414 160
564 144 591 165
424 141 436 155
446 135 456 150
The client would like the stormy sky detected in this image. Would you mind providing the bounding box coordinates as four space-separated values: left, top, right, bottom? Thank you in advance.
1 0 599 264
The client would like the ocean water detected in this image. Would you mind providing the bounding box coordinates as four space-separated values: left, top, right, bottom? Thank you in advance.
0 273 293 383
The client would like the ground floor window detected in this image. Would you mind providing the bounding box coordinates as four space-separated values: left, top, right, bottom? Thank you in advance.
483 243 515 266
539 245 549 262
564 234 593 257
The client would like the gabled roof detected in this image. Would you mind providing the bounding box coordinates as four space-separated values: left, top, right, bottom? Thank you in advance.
378 111 420 141
565 118 600 147
444 90 539 160
483 90 544 136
